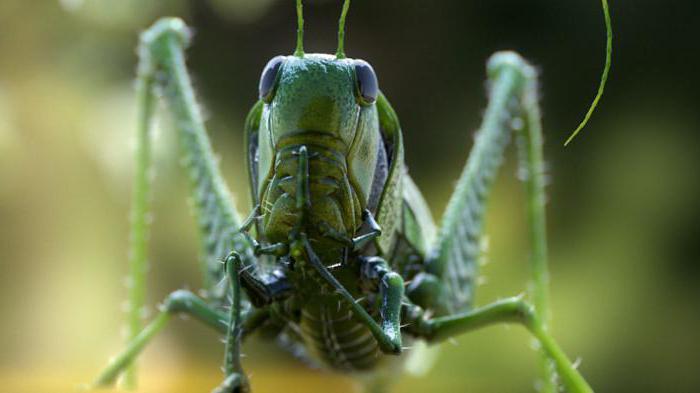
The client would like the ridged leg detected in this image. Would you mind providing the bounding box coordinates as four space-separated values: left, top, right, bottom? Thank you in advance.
404 297 593 393
113 17 258 388
416 52 585 391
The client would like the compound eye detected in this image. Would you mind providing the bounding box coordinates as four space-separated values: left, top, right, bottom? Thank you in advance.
259 56 285 102
354 60 378 105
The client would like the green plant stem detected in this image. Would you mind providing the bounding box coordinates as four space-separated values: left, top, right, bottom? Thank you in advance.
564 0 612 145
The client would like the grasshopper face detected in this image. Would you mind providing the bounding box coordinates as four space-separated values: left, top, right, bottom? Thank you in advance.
255 54 385 254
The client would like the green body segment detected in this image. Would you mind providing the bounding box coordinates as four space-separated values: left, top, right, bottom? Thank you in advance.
294 268 384 371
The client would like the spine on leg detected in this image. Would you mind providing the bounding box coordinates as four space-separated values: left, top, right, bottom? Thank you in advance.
428 53 532 313
139 19 254 300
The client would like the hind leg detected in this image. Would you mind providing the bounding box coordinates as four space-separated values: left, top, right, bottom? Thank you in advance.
404 297 592 393
417 52 561 391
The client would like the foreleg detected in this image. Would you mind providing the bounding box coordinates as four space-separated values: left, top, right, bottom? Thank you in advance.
212 253 249 393
295 235 403 354
358 256 404 352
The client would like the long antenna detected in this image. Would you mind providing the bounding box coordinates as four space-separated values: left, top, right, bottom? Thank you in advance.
294 0 304 57
564 0 612 146
336 0 351 58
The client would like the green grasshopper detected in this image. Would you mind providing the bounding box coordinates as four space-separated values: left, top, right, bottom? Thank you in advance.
93 0 611 391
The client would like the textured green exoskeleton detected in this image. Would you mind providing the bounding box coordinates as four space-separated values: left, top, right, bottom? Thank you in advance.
93 1 612 392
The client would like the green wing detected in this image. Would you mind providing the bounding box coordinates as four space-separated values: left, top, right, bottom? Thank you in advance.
243 101 274 268
244 100 264 211
374 93 436 269
373 92 405 256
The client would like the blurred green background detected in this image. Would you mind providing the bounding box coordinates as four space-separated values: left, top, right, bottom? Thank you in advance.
1 1 699 392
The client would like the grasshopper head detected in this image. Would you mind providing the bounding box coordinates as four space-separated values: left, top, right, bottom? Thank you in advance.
254 54 384 252
251 0 388 258
258 54 377 148
256 0 375 151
